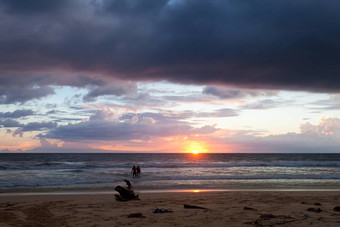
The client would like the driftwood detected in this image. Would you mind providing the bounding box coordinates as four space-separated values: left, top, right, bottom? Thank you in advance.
251 214 306 226
184 204 209 210
114 180 139 201
334 206 340 212
244 206 257 211
124 179 133 189
307 207 322 213
127 213 146 218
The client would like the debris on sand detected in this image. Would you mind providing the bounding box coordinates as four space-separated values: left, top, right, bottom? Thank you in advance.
333 206 340 212
114 180 139 201
127 213 146 218
307 207 322 213
248 213 306 226
153 208 173 213
184 204 209 210
244 206 257 211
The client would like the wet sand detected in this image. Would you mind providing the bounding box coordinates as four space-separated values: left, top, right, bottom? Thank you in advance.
1 191 340 226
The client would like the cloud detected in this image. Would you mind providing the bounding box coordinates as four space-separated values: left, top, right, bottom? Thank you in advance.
38 137 59 149
12 122 57 137
0 119 22 127
193 108 238 118
203 86 277 99
83 82 137 102
6 113 340 153
0 120 58 137
119 108 238 121
17 121 58 132
0 73 137 104
0 0 340 92
0 83 54 104
216 116 340 153
307 97 340 111
44 110 218 142
89 109 116 121
300 117 340 136
0 109 34 118
240 99 281 110
0 0 71 14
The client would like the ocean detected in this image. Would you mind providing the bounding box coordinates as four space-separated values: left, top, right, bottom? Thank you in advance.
1 153 340 193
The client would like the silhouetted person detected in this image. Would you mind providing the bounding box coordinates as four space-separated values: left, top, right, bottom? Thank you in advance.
131 165 137 178
136 165 141 177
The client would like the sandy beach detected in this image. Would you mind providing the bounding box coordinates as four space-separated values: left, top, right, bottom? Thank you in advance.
1 191 340 226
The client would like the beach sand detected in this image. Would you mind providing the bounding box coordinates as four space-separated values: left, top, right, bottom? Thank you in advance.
1 191 340 226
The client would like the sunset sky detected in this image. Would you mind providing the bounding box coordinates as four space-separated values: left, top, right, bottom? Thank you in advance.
1 0 340 153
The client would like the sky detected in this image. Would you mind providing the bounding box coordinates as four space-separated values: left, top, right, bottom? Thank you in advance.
1 0 340 153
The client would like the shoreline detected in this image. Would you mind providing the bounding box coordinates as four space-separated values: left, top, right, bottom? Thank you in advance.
2 179 340 194
1 191 339 226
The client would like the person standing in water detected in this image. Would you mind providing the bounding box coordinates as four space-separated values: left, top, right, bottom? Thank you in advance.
136 165 141 177
131 165 137 178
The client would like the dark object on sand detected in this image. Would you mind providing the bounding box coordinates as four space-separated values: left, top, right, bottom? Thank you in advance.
124 179 133 189
307 207 322 213
314 202 322 206
252 213 304 226
114 180 139 201
244 206 257 211
184 204 209 210
333 206 340 212
303 214 311 218
115 186 139 201
258 214 277 220
153 208 173 213
127 213 146 218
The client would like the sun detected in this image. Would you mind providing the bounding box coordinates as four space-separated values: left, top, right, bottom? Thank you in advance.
192 150 199 155
184 141 208 154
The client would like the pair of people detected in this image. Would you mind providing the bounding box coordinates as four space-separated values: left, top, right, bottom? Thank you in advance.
131 165 141 178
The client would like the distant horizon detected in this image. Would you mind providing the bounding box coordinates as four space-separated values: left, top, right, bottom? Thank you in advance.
1 152 339 154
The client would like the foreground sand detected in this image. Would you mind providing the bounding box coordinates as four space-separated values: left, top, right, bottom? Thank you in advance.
0 191 340 226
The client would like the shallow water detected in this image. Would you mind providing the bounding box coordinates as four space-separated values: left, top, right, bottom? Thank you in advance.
1 153 339 192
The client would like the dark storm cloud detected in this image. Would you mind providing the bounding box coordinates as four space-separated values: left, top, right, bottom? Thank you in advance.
1 0 340 92
0 109 34 118
0 0 71 14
